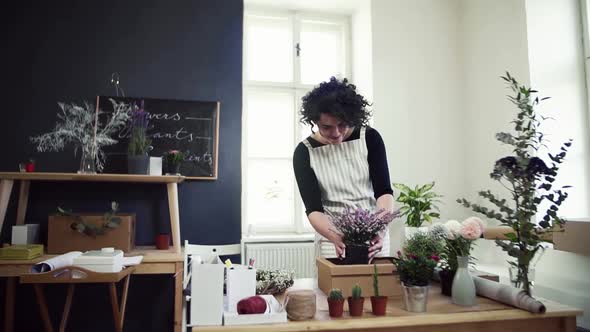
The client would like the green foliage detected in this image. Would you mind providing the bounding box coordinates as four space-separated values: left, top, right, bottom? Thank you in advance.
458 72 572 296
404 232 445 259
393 182 442 227
351 284 362 299
58 201 122 237
328 288 344 301
394 232 442 287
372 264 380 297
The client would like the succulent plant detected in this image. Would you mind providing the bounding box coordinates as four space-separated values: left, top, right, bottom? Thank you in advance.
351 284 362 299
328 288 343 301
372 264 380 297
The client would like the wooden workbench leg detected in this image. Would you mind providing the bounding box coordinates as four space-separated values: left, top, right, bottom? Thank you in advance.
4 277 16 332
16 180 30 225
33 284 54 332
0 179 14 237
562 316 577 332
109 283 122 332
174 262 183 332
167 183 181 254
59 284 75 332
119 274 131 329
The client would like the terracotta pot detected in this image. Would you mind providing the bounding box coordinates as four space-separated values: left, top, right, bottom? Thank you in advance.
343 244 369 265
370 296 388 316
438 269 456 296
327 298 344 317
155 233 170 250
347 297 365 317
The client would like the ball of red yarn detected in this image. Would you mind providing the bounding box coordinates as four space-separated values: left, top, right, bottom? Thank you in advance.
237 295 267 314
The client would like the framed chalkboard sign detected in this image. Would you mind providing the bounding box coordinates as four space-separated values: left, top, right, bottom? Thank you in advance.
98 96 219 180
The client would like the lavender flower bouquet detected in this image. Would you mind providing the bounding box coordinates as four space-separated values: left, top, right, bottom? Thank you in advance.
329 207 400 264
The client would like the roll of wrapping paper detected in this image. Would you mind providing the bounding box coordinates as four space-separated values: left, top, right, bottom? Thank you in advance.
285 289 316 321
482 226 552 241
474 276 546 313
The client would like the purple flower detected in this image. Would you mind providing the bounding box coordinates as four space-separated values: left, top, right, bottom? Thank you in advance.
329 207 401 245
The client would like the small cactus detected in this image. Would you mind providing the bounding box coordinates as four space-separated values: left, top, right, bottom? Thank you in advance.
351 284 362 299
328 288 344 301
373 263 380 297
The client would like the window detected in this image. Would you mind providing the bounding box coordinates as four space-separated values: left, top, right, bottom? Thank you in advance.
243 9 351 234
583 0 590 115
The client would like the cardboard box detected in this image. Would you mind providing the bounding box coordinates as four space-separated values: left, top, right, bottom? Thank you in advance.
316 257 401 298
47 214 135 254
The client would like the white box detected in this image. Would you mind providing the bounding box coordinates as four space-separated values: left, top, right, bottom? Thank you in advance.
149 157 162 175
11 224 40 245
72 248 124 273
226 266 256 313
223 295 287 326
190 257 225 326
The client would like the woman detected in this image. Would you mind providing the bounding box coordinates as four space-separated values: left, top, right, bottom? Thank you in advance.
293 77 397 261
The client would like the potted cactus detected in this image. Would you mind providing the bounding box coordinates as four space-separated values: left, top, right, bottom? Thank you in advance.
370 264 388 315
327 288 345 318
347 284 365 317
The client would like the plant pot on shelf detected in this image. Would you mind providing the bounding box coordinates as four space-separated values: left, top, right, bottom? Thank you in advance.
401 283 430 313
165 163 181 175
438 269 456 296
127 154 150 175
347 297 365 317
343 244 369 265
370 296 388 316
327 298 344 318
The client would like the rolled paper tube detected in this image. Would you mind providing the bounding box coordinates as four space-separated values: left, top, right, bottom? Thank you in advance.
482 226 553 241
473 276 546 314
285 289 316 321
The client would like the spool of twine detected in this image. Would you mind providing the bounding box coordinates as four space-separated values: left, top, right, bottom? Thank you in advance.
285 289 316 321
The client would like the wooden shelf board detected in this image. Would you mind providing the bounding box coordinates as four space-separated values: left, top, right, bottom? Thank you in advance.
0 172 184 184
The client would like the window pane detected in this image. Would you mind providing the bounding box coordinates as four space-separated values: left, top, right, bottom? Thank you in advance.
247 159 294 227
299 19 346 85
246 89 295 158
245 14 293 82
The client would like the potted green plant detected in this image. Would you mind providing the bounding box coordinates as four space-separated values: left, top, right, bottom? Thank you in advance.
30 98 131 173
393 232 443 312
458 72 572 296
327 288 345 318
347 284 364 317
393 182 442 239
329 207 399 265
163 150 185 175
370 263 387 316
127 100 152 174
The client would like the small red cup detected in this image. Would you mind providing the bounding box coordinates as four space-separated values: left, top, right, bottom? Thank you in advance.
155 233 170 250
25 163 35 172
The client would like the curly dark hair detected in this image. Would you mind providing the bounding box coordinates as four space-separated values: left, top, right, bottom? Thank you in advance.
300 77 371 128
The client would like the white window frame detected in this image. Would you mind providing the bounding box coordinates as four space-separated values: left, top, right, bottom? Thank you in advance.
582 0 590 122
242 8 352 236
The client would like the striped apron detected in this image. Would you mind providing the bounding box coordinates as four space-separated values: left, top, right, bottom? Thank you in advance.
302 127 390 258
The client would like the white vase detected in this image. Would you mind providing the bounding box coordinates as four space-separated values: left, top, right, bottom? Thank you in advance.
452 256 476 306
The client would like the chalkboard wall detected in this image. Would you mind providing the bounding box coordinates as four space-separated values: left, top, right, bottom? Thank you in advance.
0 1 243 331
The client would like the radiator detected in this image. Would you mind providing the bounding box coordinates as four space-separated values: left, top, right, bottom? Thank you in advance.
244 242 315 278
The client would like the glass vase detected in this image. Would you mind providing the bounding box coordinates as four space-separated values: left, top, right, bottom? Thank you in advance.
451 256 476 306
78 147 97 174
509 266 536 295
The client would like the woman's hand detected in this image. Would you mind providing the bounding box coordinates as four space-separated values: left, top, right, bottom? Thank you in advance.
368 234 384 261
329 232 346 258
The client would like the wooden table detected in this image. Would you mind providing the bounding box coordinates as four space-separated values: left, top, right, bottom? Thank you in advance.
0 172 186 332
1 247 184 332
192 279 582 332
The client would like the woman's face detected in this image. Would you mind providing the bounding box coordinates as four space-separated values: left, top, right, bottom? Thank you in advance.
316 113 351 144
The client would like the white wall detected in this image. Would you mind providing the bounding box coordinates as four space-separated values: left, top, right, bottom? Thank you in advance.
371 0 465 255
351 0 373 101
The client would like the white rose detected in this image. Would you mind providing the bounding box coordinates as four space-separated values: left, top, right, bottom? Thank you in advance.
444 219 462 240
